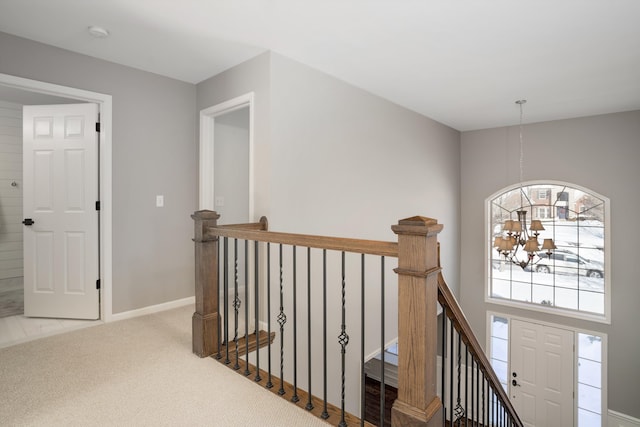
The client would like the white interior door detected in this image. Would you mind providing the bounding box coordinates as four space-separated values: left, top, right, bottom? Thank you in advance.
23 103 99 320
510 319 574 427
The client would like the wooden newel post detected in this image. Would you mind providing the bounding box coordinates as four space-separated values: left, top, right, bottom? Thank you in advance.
192 210 221 358
391 216 444 427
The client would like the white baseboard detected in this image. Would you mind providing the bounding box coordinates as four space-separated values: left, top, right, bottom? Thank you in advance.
609 410 640 427
110 296 195 322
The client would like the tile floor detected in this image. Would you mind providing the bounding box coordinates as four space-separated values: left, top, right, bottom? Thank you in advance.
0 277 99 349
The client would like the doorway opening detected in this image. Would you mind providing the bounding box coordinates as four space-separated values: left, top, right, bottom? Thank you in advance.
199 92 254 219
0 73 113 346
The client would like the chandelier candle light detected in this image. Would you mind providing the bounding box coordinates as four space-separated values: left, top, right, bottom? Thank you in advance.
493 100 556 269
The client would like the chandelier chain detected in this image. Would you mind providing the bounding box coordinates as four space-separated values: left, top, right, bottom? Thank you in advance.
519 100 525 185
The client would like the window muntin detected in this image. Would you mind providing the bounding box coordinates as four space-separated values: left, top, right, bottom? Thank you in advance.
488 182 608 319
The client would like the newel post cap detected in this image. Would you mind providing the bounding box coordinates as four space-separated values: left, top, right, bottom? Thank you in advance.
191 210 220 221
392 215 444 237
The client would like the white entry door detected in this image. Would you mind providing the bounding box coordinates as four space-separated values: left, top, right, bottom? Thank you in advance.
510 319 574 427
23 103 99 320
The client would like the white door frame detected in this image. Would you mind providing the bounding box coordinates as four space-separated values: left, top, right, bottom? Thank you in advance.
0 72 113 322
199 92 254 219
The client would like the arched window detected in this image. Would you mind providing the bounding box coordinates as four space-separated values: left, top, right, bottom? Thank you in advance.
487 181 610 322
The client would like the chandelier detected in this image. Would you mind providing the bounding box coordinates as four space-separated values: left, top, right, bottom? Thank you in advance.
493 100 556 269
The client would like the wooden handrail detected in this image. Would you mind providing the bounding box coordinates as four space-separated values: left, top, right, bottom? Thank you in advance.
207 221 399 258
437 273 523 427
192 211 521 426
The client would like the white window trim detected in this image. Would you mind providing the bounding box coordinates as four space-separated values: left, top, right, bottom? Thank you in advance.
484 179 611 324
486 311 608 427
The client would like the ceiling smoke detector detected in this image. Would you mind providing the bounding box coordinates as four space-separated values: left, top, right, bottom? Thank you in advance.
88 26 110 38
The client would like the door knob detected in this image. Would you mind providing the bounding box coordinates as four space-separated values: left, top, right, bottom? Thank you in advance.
22 218 35 226
512 379 520 387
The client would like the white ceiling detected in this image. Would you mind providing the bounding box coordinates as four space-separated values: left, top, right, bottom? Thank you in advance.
1 0 639 131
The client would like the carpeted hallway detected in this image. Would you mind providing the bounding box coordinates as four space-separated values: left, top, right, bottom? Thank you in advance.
0 305 329 426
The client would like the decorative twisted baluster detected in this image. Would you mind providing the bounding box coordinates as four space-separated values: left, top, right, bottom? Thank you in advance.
454 333 465 423
233 239 241 371
277 244 287 396
338 252 350 427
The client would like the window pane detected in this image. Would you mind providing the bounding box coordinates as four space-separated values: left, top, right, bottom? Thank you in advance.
579 358 601 388
532 283 554 306
491 358 508 385
491 337 508 362
511 280 531 302
491 316 509 339
578 408 602 427
579 291 605 314
578 333 602 362
555 287 578 310
578 382 602 414
492 279 511 299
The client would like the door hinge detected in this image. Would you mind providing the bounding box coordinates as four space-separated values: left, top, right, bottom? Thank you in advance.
96 279 101 290
96 201 101 211
95 122 101 132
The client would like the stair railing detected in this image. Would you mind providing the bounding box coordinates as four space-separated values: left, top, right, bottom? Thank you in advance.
438 272 523 426
192 211 521 426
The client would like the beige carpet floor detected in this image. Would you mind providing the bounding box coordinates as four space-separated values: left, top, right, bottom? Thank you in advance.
0 305 329 426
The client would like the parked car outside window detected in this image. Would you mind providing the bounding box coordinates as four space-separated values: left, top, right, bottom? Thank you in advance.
535 250 603 278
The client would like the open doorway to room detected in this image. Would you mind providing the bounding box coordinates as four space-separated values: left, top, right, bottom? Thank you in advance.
199 92 254 341
0 74 113 348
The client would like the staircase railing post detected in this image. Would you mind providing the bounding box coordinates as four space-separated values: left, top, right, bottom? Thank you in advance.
192 210 221 357
391 216 444 426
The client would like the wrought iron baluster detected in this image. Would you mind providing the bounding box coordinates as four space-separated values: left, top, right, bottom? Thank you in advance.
449 319 454 425
321 249 329 420
338 252 349 427
216 237 222 360
454 332 465 424
224 237 230 365
233 239 240 371
380 256 386 426
465 345 468 426
360 253 365 427
266 243 273 389
277 244 286 396
441 305 447 426
306 247 313 411
244 240 250 376
254 240 261 382
482 372 486 427
292 246 299 403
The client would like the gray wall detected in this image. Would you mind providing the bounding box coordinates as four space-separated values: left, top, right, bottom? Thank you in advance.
269 53 460 288
0 32 197 313
460 110 640 417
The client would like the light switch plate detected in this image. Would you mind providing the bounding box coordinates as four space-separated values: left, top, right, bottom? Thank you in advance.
156 195 164 207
